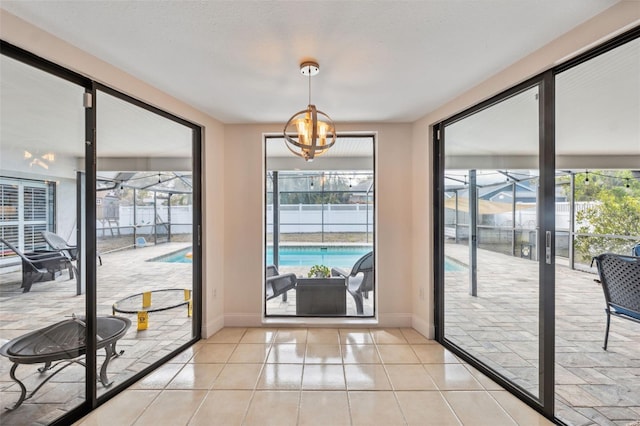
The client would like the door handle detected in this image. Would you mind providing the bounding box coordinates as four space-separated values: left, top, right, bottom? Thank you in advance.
545 231 552 264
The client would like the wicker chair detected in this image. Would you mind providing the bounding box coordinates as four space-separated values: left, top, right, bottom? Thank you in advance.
592 253 640 350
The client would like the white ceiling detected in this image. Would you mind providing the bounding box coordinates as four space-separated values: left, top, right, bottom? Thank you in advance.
445 37 640 162
0 0 623 124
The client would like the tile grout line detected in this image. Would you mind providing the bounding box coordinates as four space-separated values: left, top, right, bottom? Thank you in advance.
379 339 411 426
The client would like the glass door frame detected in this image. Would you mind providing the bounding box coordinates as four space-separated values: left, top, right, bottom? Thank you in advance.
434 26 640 423
0 41 203 426
433 72 556 419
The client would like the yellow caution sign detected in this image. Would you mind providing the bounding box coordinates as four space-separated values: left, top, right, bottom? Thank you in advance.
137 311 149 330
184 289 191 301
142 291 152 308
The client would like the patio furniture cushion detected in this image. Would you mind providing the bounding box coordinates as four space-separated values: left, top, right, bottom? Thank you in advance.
611 305 640 321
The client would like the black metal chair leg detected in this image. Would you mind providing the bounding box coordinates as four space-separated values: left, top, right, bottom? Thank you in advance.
5 363 27 411
99 344 114 386
38 361 52 373
354 293 364 315
603 310 611 350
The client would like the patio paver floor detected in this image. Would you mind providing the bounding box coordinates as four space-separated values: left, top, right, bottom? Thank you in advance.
444 242 640 425
0 242 194 425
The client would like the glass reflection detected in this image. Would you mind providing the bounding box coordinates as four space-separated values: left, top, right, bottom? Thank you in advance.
443 86 541 398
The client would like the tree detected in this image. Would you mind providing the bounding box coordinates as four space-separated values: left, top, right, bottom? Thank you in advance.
568 170 640 261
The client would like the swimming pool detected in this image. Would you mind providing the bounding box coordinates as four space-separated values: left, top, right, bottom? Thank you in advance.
148 247 193 264
149 246 373 267
151 246 466 271
266 246 372 268
444 257 466 272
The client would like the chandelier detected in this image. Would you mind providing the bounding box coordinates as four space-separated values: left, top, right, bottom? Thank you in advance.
283 61 336 162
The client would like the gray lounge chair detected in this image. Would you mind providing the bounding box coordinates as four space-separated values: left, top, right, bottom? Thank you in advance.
266 265 297 302
331 251 374 315
41 230 102 266
592 253 640 350
0 237 75 293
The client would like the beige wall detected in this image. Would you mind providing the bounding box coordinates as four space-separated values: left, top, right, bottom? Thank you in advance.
0 9 226 337
223 123 414 327
410 1 640 338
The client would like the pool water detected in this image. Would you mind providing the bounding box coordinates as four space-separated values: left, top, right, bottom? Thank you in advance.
151 246 467 271
149 248 193 264
266 246 372 268
444 258 466 272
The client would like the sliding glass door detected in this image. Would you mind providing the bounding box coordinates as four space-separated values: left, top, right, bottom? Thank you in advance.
0 43 202 425
437 78 556 413
436 27 639 423
0 51 88 425
94 87 199 396
554 35 640 424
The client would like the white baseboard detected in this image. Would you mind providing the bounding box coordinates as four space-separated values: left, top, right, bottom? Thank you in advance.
218 312 413 329
202 314 224 338
223 313 264 327
411 314 435 339
376 313 412 328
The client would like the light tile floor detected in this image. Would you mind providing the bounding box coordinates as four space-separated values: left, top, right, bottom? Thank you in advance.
75 327 554 426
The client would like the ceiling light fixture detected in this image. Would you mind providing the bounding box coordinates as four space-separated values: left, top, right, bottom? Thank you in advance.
283 61 336 162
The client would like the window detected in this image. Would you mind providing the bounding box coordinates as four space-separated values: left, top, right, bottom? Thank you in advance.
265 135 375 318
0 177 54 261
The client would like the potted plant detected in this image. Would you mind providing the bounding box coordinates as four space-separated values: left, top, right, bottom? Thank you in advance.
308 264 330 278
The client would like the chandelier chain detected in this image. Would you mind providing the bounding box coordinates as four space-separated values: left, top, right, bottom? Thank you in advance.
308 69 311 106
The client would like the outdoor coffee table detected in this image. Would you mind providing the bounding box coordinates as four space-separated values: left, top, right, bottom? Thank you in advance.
296 277 347 316
0 315 131 411
112 288 192 330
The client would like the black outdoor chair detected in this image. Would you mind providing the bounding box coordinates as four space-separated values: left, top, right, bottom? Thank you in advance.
0 237 75 293
266 265 297 302
592 253 640 350
331 251 374 315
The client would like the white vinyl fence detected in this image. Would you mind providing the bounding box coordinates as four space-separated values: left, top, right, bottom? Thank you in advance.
266 204 374 233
